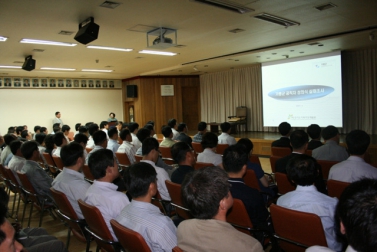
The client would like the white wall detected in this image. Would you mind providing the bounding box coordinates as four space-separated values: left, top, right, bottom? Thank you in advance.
0 89 123 135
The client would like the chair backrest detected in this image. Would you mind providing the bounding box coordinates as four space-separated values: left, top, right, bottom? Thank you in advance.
134 155 143 163
110 219 151 252
165 180 192 219
86 147 93 153
78 199 117 252
226 199 253 235
16 172 39 204
52 156 64 170
316 160 339 180
194 162 214 170
243 169 261 191
269 155 280 173
216 144 229 155
3 167 18 194
82 165 95 182
4 167 22 193
172 246 184 252
271 147 291 157
270 204 327 251
42 152 56 167
68 131 74 141
192 142 203 154
115 152 131 167
159 146 173 159
249 154 261 166
305 150 312 156
275 172 296 195
327 180 350 199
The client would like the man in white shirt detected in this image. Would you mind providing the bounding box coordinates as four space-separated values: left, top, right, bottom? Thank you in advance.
86 124 99 149
1 134 17 165
62 125 71 143
84 149 130 240
52 142 91 219
129 122 141 150
140 137 171 201
53 111 63 128
100 121 109 140
168 118 179 140
8 140 26 184
277 155 342 251
106 127 119 154
52 132 68 157
218 122 236 146
85 131 107 164
116 162 177 251
117 129 137 164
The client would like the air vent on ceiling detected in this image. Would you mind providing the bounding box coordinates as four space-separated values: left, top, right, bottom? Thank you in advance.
33 49 45 52
13 61 24 63
59 30 74 35
229 28 245 33
128 24 158 33
100 1 121 9
174 45 187 48
254 13 300 27
105 65 113 68
190 0 254 14
315 3 337 11
308 42 320 46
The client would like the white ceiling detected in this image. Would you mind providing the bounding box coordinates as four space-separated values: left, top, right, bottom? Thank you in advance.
0 0 376 79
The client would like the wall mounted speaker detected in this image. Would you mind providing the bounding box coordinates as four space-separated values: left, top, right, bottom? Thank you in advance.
127 85 137 98
22 55 35 71
74 17 99 45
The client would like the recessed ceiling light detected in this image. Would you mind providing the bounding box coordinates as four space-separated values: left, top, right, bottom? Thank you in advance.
318 44 324 46
272 53 277 55
229 28 245 33
0 36 8 42
138 50 177 56
190 0 254 14
20 39 77 47
256 56 260 58
300 52 304 54
86 45 133 51
58 30 74 35
40 67 76 71
254 13 300 27
82 69 113 72
290 50 295 52
0 65 22 69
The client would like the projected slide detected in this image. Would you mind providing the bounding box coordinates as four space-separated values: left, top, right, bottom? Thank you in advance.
262 51 342 127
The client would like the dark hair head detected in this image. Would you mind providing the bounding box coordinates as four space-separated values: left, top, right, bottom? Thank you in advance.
171 142 191 163
181 166 230 219
55 111 60 116
177 123 187 132
142 137 159 156
278 122 291 136
4 134 16 145
100 121 108 129
220 122 231 132
124 162 157 198
290 130 309 149
35 133 46 145
109 112 115 117
93 131 107 145
161 126 172 138
286 154 318 186
34 125 41 132
136 128 151 143
119 129 131 141
335 178 377 252
223 145 248 173
16 126 24 135
168 119 177 128
21 140 39 160
21 130 29 139
61 142 84 167
346 130 370 155
53 123 60 128
307 124 321 139
108 127 118 138
62 125 70 132
40 127 47 133
321 125 339 140
146 120 155 126
121 122 128 130
88 123 99 136
78 126 88 134
144 124 154 132
128 122 139 133
236 138 253 153
201 132 218 149
85 122 93 128
10 140 22 155
75 123 81 131
53 124 61 133
74 133 88 145
44 134 55 151
88 149 114 179
54 132 65 146
197 121 207 131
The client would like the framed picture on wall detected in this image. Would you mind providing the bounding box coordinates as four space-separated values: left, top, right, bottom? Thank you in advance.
109 81 114 88
41 79 48 87
103 80 108 88
50 79 56 87
66 79 72 87
0 78 2 87
81 80 87 88
14 78 21 87
89 80 94 88
32 78 39 87
129 105 134 123
23 78 30 87
58 79 64 87
74 80 79 88
4 78 11 87
95 80 101 88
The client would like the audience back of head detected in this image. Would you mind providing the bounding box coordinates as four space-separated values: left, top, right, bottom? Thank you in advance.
286 154 318 186
307 124 321 140
124 162 157 198
278 122 291 136
346 129 370 155
222 145 248 173
201 132 218 149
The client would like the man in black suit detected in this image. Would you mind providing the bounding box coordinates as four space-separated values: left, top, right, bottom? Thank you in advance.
271 122 292 150
307 124 323 150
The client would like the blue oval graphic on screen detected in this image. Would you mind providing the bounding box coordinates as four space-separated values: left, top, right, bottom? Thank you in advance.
268 85 334 101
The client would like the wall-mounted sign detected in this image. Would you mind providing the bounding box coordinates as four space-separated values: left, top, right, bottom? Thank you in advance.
161 85 174 96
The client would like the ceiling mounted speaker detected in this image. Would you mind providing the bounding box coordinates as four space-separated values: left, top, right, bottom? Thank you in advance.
74 17 99 45
22 55 35 71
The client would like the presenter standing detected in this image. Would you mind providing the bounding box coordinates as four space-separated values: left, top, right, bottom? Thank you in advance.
108 112 118 122
53 111 63 128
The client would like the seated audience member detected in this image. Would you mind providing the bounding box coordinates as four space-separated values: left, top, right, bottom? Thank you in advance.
160 126 176 148
21 130 32 141
116 162 177 251
192 121 207 143
237 138 276 197
35 133 46 154
223 145 270 242
40 126 48 134
170 142 195 184
43 134 55 155
117 129 137 164
86 123 99 148
106 127 119 154
329 130 377 182
307 124 323 150
8 140 25 184
277 155 342 251
0 201 23 252
129 122 141 150
33 125 41 140
100 121 109 140
62 125 71 143
178 166 263 251
116 121 123 132
271 122 292 149
73 133 89 160
21 141 53 200
78 125 89 137
85 130 107 164
141 137 171 201
307 178 377 252
52 132 68 157
135 128 152 155
312 125 348 162
144 123 155 138
1 134 17 165
74 123 81 136
218 122 236 146
52 142 91 219
197 132 223 168
16 126 24 139
175 123 192 147
84 149 130 240
168 118 179 140
52 123 61 134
